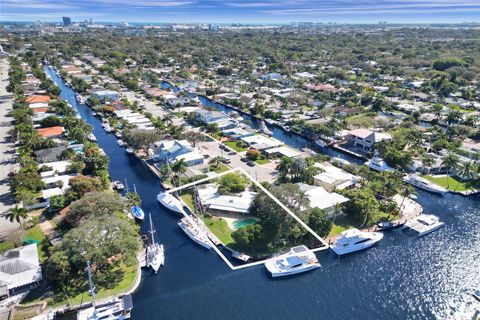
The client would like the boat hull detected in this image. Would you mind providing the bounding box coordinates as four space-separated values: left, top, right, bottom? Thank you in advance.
330 233 383 255
157 193 185 214
266 262 320 278
177 219 211 249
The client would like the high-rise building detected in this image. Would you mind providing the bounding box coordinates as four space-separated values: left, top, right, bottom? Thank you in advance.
62 17 72 26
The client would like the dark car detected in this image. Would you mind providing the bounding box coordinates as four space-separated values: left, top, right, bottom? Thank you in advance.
240 157 248 163
247 160 255 167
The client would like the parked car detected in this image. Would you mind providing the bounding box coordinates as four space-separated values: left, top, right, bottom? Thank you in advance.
240 157 248 163
247 160 255 167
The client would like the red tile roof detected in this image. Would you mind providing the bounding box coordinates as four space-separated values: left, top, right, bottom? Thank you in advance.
26 95 51 104
36 126 64 137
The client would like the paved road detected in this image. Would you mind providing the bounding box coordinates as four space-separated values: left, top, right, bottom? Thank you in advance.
0 58 20 237
196 140 278 183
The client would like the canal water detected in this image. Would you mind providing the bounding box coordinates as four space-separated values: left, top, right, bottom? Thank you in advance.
47 66 480 320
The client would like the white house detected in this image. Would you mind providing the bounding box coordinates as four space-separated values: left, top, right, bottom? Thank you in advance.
196 184 257 215
93 90 120 101
313 162 358 192
347 128 391 151
153 139 204 166
0 244 42 298
297 183 349 213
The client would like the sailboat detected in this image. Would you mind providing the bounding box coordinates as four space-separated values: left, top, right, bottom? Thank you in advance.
77 261 133 320
146 213 165 273
130 185 145 220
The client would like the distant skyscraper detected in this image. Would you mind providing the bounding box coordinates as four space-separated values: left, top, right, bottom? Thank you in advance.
62 17 72 26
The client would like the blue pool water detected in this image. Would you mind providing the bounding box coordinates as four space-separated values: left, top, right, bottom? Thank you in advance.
47 66 480 320
232 217 259 230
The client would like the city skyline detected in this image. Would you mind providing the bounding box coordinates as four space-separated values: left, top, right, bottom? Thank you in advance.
2 0 480 24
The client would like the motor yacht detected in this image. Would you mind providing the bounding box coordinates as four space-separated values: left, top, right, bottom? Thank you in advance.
125 147 134 154
403 174 447 195
177 217 212 249
157 192 185 214
330 228 384 255
315 139 327 149
146 213 164 273
264 245 320 278
364 151 395 172
117 140 125 147
403 214 444 237
87 133 97 142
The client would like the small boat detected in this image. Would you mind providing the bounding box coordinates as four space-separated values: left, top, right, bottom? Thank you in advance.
376 220 404 231
126 147 134 154
403 214 444 237
178 217 212 249
77 261 133 320
131 206 145 220
364 151 395 172
115 131 123 138
264 245 320 278
112 180 125 190
232 251 251 262
403 174 447 195
157 192 185 214
146 213 164 273
76 94 86 104
315 139 327 149
87 133 97 142
117 140 125 147
330 228 383 255
105 125 113 133
259 120 273 136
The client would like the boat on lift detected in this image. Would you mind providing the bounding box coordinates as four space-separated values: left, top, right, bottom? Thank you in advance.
146 213 164 273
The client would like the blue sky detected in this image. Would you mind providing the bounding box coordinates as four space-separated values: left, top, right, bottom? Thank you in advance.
1 0 480 23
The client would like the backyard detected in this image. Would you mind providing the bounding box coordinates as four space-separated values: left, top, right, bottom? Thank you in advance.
422 174 480 192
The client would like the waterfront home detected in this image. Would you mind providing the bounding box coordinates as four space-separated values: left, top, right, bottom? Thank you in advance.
39 160 71 177
26 95 51 104
34 146 67 163
0 244 42 299
36 126 65 138
194 109 225 123
346 128 391 151
196 183 257 215
221 127 255 140
297 183 349 214
264 146 301 159
153 139 204 166
93 89 120 101
313 162 358 192
240 134 283 151
166 96 191 107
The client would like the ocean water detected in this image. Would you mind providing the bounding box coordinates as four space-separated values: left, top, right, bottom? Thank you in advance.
47 66 480 320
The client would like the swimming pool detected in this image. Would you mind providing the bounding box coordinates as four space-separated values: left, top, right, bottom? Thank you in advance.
232 218 259 230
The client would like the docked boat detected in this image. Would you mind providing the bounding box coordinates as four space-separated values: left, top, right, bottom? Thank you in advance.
264 245 320 278
76 94 86 104
376 220 404 231
259 120 273 136
105 125 113 133
146 213 164 273
115 131 122 138
177 217 212 249
232 251 251 262
315 139 327 149
157 192 185 214
112 180 125 190
77 261 133 320
403 214 444 237
403 174 447 195
125 147 134 154
87 133 97 142
330 228 384 255
117 140 125 147
364 151 395 172
131 206 145 220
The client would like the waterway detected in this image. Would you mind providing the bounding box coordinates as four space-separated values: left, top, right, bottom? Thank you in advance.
47 66 480 320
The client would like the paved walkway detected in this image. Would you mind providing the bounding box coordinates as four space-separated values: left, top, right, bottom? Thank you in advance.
0 58 19 238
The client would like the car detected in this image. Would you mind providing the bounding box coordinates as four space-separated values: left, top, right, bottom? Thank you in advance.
228 151 236 156
247 161 255 167
240 157 248 163
222 158 232 164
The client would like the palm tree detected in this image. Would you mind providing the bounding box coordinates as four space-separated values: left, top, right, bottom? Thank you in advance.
454 161 476 191
171 158 187 184
440 153 459 188
5 206 28 230
209 156 224 168
277 156 293 181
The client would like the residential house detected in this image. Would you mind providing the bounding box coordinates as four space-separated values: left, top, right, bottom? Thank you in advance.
36 126 65 138
347 128 392 151
26 95 50 104
93 90 120 101
313 162 358 192
196 184 257 215
297 183 349 214
153 139 204 166
34 146 67 163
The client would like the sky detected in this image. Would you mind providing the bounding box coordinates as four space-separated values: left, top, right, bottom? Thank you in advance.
1 0 480 24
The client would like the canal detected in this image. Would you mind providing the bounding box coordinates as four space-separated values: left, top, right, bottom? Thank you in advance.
47 66 480 320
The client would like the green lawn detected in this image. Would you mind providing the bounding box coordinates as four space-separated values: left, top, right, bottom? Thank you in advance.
255 158 270 165
22 263 138 308
209 163 230 173
422 175 479 192
201 216 234 245
179 193 195 211
328 215 359 237
224 141 247 152
346 113 376 128
23 225 49 261
0 241 15 253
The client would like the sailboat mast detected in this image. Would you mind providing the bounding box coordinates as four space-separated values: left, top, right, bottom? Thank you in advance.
149 213 156 245
86 261 96 309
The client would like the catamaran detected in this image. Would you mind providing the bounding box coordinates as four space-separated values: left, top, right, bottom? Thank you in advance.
157 192 185 214
146 213 165 273
178 217 212 249
330 228 384 255
403 214 444 236
403 174 447 195
77 261 133 320
264 245 320 277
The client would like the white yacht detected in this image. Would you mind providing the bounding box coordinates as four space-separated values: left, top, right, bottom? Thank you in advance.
178 217 212 249
112 180 125 190
146 213 164 273
87 133 97 142
77 262 133 320
364 151 395 172
330 228 384 255
104 124 113 133
117 140 125 147
125 147 134 154
259 120 273 136
403 174 447 195
264 245 320 278
315 139 327 149
157 192 185 214
403 214 444 237
76 94 86 104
